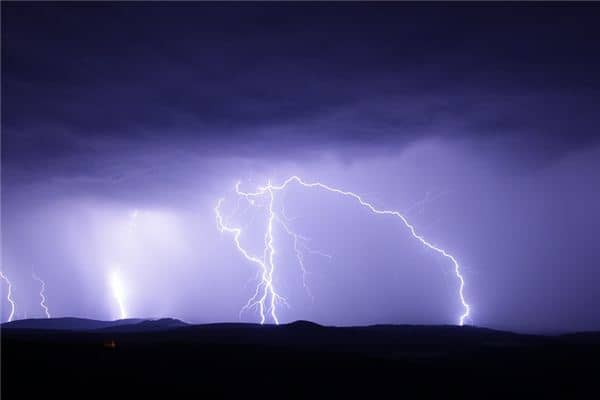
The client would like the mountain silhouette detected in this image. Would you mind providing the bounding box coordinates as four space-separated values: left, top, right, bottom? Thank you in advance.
2 318 599 398
1 317 187 331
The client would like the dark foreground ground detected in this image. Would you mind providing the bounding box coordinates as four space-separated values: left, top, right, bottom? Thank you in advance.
2 318 600 398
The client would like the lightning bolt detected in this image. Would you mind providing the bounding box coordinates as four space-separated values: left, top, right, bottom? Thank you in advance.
215 187 286 324
32 272 51 319
216 176 471 326
107 210 139 320
110 270 127 319
0 270 16 322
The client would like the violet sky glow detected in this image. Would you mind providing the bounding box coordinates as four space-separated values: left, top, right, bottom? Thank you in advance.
2 4 600 332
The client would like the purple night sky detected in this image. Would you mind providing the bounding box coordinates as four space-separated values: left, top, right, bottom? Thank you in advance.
2 3 599 332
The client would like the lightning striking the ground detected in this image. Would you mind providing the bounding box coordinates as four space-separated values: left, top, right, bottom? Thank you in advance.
1 270 16 322
216 176 471 326
216 192 285 325
32 272 51 318
108 210 139 320
110 269 127 319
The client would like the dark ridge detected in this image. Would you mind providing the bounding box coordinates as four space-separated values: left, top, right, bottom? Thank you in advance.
284 320 323 328
0 317 145 331
97 318 188 332
559 331 600 344
3 318 600 398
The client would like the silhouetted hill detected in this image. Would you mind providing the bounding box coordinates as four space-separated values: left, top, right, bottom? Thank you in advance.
1 317 146 331
2 319 600 398
97 317 188 332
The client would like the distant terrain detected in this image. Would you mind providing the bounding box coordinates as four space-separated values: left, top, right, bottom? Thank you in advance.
2 318 599 398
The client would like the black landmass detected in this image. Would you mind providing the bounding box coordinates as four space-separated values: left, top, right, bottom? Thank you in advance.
1 317 149 331
2 318 599 398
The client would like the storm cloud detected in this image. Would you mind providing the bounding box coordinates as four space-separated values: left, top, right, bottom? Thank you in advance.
2 3 600 332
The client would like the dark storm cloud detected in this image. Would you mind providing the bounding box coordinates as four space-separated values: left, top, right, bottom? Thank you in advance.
3 3 600 180
3 3 600 331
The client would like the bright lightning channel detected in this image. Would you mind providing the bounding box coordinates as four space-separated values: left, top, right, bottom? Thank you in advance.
108 210 139 320
215 176 471 326
110 270 128 319
215 190 286 325
32 272 51 318
0 270 16 322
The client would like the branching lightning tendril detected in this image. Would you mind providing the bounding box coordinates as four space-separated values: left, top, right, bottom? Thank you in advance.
32 272 51 319
216 176 471 326
0 270 16 322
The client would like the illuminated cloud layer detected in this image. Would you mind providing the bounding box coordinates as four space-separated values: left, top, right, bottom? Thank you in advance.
2 4 600 332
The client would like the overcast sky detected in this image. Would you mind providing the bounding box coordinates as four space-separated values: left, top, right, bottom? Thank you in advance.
2 3 599 332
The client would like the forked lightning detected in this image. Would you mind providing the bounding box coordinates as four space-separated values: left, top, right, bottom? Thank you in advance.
216 176 471 326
